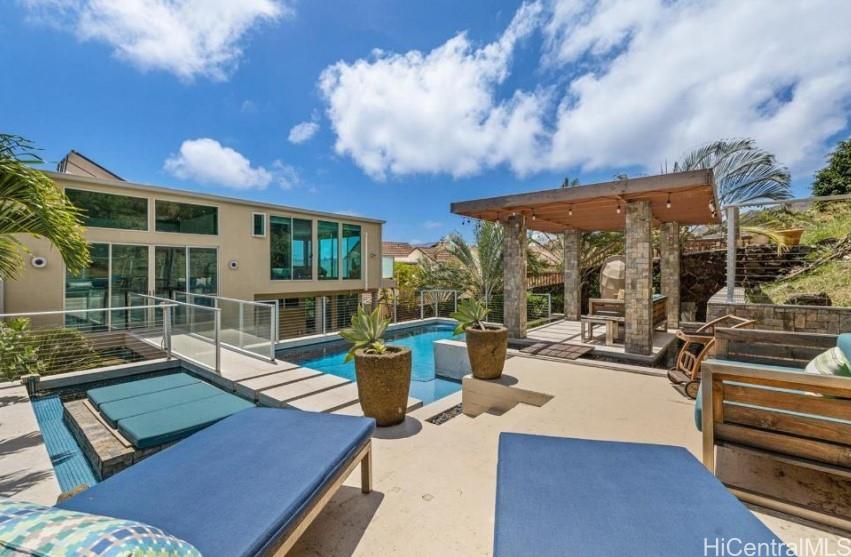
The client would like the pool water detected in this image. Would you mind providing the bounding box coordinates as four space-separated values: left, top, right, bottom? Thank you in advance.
279 324 463 404
31 395 98 492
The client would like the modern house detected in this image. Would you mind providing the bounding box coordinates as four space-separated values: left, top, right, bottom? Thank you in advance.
4 151 389 337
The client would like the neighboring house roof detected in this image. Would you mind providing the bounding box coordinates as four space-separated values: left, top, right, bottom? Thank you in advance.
383 242 416 257
57 150 124 181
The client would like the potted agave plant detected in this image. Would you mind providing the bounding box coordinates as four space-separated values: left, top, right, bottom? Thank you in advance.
341 306 412 427
451 298 507 380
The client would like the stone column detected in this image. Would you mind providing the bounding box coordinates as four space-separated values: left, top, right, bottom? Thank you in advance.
503 214 527 338
625 200 652 355
563 229 582 321
660 221 680 330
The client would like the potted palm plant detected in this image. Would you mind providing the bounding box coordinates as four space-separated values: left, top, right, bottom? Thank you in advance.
341 306 412 427
451 298 507 380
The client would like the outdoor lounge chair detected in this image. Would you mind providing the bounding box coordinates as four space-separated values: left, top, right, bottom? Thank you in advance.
494 433 786 557
667 314 754 398
696 328 851 531
58 407 375 557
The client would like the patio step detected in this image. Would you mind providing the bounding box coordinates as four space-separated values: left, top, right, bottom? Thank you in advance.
333 397 423 416
257 373 350 407
234 367 324 401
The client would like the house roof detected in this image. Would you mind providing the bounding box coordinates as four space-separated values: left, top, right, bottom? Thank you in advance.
57 150 124 181
450 170 720 232
383 242 416 257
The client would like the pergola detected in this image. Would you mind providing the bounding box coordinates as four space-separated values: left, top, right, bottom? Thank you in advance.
450 170 720 355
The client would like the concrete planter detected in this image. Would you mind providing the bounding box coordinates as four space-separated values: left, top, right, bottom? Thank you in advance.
465 326 508 380
354 346 412 427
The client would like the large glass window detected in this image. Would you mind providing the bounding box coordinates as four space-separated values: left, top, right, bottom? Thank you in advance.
155 200 218 235
342 224 362 279
110 245 148 308
382 256 394 279
189 248 217 295
270 216 292 280
155 246 186 298
292 218 313 280
65 243 109 313
318 221 339 280
66 189 147 230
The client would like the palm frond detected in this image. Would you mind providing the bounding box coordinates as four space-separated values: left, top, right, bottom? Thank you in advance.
674 138 792 206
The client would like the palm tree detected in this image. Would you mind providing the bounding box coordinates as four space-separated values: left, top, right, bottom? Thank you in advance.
673 139 792 206
0 134 89 279
446 221 504 303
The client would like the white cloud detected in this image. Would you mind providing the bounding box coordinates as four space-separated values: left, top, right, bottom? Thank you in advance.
23 0 288 81
319 1 547 180
164 138 299 190
544 0 851 175
288 121 320 144
240 100 258 113
424 220 443 229
318 0 851 181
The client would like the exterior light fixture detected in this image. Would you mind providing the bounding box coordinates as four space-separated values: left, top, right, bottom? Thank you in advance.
666 193 672 209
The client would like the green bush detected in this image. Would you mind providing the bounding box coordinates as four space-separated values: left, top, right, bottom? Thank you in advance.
813 138 851 196
0 318 41 381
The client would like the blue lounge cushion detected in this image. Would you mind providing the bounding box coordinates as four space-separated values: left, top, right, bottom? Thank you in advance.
494 433 786 557
99 382 224 428
87 373 199 410
59 407 375 557
116 392 255 449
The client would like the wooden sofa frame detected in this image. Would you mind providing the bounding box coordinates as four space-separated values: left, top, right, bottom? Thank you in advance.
701 328 851 532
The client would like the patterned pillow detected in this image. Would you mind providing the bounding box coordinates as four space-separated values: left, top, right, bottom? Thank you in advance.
0 500 201 557
805 346 851 377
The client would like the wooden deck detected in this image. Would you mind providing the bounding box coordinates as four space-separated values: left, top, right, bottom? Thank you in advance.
522 319 676 365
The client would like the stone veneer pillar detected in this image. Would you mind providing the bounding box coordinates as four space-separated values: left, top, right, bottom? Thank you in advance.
660 221 681 330
563 229 582 321
625 200 653 355
503 213 527 338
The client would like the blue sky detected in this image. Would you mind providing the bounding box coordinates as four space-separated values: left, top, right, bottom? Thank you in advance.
2 0 850 244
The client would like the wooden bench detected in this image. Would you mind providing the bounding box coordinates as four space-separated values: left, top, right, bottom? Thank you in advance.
701 328 851 532
588 295 668 332
580 315 624 345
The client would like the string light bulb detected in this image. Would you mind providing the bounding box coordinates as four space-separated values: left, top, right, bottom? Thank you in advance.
666 193 672 209
568 206 573 216
616 204 621 215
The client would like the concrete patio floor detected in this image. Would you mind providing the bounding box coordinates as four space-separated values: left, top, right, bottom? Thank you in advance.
292 356 849 556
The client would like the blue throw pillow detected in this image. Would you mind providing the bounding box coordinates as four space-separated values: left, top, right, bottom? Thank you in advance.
0 500 201 557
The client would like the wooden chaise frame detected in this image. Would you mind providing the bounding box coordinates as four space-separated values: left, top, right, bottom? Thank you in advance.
267 439 373 556
701 328 851 532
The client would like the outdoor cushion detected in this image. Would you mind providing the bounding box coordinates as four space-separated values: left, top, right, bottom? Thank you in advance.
805 346 850 377
0 500 200 557
117 392 255 449
494 433 786 557
99 381 224 428
87 373 199 409
59 407 375 557
838 333 851 362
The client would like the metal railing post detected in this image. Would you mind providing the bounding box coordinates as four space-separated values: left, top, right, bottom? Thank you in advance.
420 291 424 320
393 295 398 323
161 303 172 360
454 290 458 313
322 297 328 334
547 293 552 319
238 302 245 349
214 308 222 374
726 205 738 303
272 302 279 343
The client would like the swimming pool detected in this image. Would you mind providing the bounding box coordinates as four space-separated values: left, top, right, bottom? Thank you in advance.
278 324 463 404
31 395 98 492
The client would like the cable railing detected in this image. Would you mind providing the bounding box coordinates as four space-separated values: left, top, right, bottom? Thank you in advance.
0 304 174 382
176 292 277 362
130 293 221 373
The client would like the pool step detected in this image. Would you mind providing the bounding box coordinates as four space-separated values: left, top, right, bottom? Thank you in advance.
235 367 324 401
334 397 423 417
287 383 361 413
257 373 350 407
